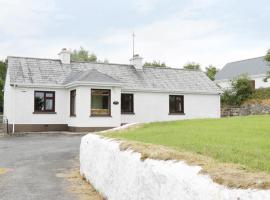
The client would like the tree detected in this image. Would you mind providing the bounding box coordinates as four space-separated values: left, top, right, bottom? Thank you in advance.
183 62 201 70
263 49 270 82
205 65 219 81
71 47 97 62
0 60 7 112
144 60 167 68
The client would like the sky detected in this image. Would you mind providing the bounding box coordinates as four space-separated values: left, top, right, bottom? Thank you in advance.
0 0 270 69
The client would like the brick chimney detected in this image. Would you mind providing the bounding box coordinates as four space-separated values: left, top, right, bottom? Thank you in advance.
130 54 143 70
58 48 71 64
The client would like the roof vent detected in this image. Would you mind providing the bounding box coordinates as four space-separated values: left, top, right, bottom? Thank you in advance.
130 54 143 70
58 48 71 64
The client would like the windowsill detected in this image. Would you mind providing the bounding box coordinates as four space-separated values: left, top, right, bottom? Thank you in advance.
70 115 76 117
168 112 185 115
33 111 57 114
121 112 135 115
90 115 112 117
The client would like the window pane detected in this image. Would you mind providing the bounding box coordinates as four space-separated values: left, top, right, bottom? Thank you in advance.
91 89 110 116
92 96 103 109
73 97 76 114
175 96 182 112
45 92 54 97
102 96 109 109
45 99 53 110
92 90 109 96
70 90 76 115
35 92 45 111
169 96 175 113
121 94 133 113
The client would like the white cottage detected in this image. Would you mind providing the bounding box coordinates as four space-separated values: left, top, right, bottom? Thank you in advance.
4 49 221 133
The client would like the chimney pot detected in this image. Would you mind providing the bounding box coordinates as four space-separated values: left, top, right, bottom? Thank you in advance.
130 55 143 70
58 48 71 64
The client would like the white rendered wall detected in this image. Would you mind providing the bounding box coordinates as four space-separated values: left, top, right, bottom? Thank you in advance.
80 134 270 200
67 86 121 128
121 92 220 124
4 84 219 127
3 71 12 122
253 75 270 88
6 87 68 124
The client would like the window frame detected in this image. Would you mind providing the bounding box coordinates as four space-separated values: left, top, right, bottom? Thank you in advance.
34 91 55 113
70 89 76 116
90 89 111 117
169 95 184 115
121 93 134 114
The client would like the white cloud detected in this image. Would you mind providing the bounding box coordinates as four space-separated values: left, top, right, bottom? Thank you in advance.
134 0 161 13
99 7 268 69
0 0 56 37
100 14 225 68
0 0 268 68
0 0 75 59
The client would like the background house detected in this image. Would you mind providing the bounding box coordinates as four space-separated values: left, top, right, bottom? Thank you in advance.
4 49 221 133
215 57 270 90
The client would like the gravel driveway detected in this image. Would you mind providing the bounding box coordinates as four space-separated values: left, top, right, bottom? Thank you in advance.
0 133 87 200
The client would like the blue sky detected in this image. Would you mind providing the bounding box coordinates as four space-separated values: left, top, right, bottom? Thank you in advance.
0 0 270 69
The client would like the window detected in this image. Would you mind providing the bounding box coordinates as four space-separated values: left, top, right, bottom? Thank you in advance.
121 94 134 114
169 95 184 114
91 89 111 116
70 90 76 116
34 91 55 112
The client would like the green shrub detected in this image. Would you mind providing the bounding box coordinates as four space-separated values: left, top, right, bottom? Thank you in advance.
221 75 254 106
232 75 254 103
221 90 237 106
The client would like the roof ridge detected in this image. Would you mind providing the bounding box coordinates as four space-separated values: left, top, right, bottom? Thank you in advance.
225 56 266 65
143 66 202 72
8 56 203 73
71 60 131 67
8 56 60 62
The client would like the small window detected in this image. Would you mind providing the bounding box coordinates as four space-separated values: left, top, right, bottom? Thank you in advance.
34 91 55 112
169 95 184 114
91 89 111 116
70 90 76 116
121 94 134 114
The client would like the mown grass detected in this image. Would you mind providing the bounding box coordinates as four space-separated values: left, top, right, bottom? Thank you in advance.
108 115 270 172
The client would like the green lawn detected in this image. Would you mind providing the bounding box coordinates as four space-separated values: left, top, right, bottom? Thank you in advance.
108 115 270 172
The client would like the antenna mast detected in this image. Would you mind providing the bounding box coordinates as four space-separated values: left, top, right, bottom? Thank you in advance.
132 32 135 57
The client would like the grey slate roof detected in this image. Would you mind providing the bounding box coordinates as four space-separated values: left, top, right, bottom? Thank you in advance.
7 56 221 94
215 57 269 80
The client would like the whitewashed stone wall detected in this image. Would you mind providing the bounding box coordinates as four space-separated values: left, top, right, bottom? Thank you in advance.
80 134 270 200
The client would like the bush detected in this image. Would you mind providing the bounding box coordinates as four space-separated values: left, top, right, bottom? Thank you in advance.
221 90 237 106
221 75 254 106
